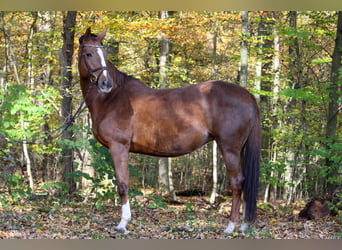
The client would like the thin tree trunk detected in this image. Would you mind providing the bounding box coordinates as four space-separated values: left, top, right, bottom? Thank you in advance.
211 18 219 79
283 11 302 202
210 141 218 204
158 157 169 192
264 13 281 203
255 11 275 200
60 11 76 193
240 11 249 87
158 10 170 193
21 115 34 193
1 13 35 192
158 11 176 200
79 114 94 191
210 19 219 204
326 11 342 194
25 12 38 87
168 158 177 201
0 13 21 85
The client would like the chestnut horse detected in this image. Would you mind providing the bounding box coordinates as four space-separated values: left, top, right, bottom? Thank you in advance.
78 28 261 234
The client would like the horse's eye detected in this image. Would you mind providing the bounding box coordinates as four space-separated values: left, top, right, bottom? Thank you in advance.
86 53 92 57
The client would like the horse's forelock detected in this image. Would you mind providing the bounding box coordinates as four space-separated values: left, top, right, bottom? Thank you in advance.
79 33 99 44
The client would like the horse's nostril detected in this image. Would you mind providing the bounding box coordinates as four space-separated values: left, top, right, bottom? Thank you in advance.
99 79 113 93
104 79 112 87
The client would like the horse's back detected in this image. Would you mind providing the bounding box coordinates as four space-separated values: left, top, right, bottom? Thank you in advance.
199 80 256 105
198 80 259 123
128 80 258 156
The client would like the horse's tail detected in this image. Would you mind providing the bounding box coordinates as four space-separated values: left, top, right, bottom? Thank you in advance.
243 104 262 223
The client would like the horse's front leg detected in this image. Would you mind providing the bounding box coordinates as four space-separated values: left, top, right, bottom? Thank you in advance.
108 142 131 233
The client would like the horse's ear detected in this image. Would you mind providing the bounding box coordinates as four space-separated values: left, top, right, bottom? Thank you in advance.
79 28 92 44
85 27 91 37
98 29 107 42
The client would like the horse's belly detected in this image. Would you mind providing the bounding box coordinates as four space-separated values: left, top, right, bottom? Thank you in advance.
130 128 212 157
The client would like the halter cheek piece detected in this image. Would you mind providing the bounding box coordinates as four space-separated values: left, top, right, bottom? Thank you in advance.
81 44 108 85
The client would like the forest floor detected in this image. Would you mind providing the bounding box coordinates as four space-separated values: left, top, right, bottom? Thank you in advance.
0 193 341 239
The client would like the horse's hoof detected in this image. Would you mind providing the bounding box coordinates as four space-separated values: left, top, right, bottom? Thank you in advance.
224 221 236 234
224 228 234 234
115 226 127 233
239 223 249 233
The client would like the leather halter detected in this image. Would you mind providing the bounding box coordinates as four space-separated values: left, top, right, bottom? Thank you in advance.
81 44 108 85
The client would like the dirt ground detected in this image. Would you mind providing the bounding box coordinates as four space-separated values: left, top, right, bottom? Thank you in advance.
0 195 340 239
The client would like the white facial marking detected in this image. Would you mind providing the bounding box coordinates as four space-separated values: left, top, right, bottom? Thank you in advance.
97 48 108 77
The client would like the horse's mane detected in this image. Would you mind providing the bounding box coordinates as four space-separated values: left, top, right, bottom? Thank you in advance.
109 61 141 87
79 33 101 44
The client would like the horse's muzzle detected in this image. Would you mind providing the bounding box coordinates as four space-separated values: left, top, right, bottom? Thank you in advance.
99 78 113 93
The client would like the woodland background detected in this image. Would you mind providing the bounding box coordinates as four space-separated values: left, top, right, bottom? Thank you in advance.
0 11 341 238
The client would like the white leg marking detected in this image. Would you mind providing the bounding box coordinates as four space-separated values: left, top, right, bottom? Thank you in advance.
239 222 249 232
224 221 237 234
115 202 131 233
97 48 108 77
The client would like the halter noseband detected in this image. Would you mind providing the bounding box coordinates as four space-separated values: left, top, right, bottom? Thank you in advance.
81 44 108 85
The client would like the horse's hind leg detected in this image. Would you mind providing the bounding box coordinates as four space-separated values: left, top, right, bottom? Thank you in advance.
219 147 244 234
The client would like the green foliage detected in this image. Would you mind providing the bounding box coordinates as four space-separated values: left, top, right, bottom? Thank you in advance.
0 83 60 154
0 173 32 207
86 138 119 202
280 86 324 103
260 161 286 186
40 181 69 196
62 126 118 202
184 203 196 214
146 194 168 209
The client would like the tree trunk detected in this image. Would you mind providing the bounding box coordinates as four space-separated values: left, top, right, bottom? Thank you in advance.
0 13 21 86
21 114 34 193
158 11 176 200
264 12 281 202
239 11 249 88
158 157 169 191
23 14 38 192
210 141 218 204
158 10 170 194
326 11 342 195
60 11 77 193
283 11 298 202
1 12 35 192
254 11 275 201
167 158 177 201
78 114 94 191
210 19 219 204
280 10 312 202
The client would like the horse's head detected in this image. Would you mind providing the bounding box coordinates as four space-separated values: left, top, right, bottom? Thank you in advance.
79 28 114 94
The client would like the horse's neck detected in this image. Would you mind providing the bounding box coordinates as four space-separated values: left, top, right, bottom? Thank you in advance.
107 61 151 93
79 79 98 114
80 78 92 98
123 76 154 97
